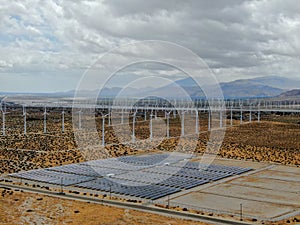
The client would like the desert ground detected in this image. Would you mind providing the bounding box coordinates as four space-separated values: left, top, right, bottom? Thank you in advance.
0 187 207 225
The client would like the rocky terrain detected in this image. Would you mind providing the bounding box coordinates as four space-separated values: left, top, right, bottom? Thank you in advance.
0 187 207 225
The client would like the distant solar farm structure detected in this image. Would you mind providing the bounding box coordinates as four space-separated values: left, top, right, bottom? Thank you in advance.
1 97 300 138
9 153 252 200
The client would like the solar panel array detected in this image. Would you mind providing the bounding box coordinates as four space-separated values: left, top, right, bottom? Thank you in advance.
10 169 94 186
117 153 188 166
76 178 180 200
174 161 252 174
10 153 252 200
47 163 126 177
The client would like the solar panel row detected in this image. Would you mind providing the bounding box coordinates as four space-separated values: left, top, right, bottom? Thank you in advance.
175 161 252 174
81 158 143 171
11 169 94 186
144 166 232 181
114 171 170 184
46 164 126 177
158 176 208 189
118 153 188 166
75 178 181 200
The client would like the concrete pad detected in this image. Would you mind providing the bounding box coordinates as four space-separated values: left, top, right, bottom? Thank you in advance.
172 192 296 219
211 157 270 170
230 176 300 194
268 165 300 174
169 160 300 221
201 183 300 207
254 169 300 182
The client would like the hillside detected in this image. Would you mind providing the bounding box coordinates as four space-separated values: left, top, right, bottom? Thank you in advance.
279 89 300 98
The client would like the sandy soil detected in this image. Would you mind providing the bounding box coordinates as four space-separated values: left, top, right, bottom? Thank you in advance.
0 188 207 225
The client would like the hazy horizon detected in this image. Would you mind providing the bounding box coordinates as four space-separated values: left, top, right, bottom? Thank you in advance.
0 75 299 94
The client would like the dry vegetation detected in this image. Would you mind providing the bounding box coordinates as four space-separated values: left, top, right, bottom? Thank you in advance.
219 122 300 165
0 187 207 225
0 108 299 174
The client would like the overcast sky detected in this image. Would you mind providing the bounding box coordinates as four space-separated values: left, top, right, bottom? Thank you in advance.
0 0 300 92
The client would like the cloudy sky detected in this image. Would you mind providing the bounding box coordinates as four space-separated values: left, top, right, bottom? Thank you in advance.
0 0 300 92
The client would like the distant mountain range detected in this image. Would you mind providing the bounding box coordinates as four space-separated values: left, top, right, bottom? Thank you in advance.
278 89 300 98
128 76 299 99
1 76 300 99
241 76 300 90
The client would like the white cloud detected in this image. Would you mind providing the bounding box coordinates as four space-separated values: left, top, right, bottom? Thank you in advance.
0 0 299 92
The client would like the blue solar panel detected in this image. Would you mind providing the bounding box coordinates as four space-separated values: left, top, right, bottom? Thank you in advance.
75 178 181 200
10 169 95 186
46 164 126 177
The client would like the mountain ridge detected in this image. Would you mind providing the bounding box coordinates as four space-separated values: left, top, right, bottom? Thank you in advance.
279 89 300 98
1 76 299 99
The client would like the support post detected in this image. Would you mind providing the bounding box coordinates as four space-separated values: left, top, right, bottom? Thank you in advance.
220 109 223 128
181 111 185 136
240 106 243 125
24 111 27 135
102 116 105 146
208 110 211 131
132 111 137 143
249 105 252 123
166 112 170 138
2 112 5 136
240 203 243 221
195 109 199 134
150 112 153 141
108 109 111 126
62 111 65 133
121 108 124 124
230 106 233 127
43 107 47 134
